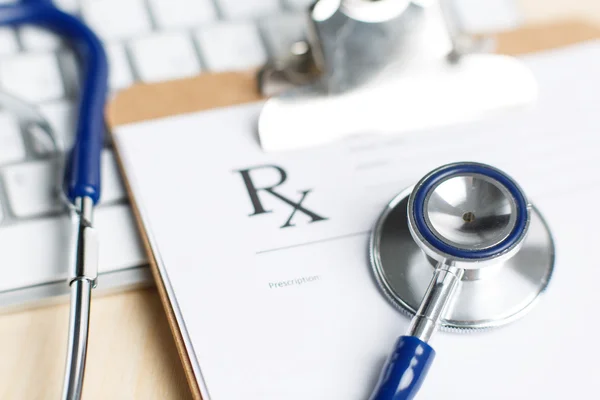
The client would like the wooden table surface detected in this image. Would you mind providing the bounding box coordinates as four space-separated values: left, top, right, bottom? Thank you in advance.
0 289 192 399
1 1 599 399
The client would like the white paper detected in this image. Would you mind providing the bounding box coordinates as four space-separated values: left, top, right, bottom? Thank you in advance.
114 41 600 400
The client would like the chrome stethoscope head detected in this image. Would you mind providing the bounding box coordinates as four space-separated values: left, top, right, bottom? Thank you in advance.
407 162 531 269
369 161 554 331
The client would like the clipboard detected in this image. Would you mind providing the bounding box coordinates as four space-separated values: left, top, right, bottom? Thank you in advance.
106 20 600 399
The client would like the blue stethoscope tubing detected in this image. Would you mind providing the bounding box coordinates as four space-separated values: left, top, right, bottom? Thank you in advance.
0 1 108 399
0 0 107 204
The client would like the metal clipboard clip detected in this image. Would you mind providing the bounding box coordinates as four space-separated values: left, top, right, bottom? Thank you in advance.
257 0 537 152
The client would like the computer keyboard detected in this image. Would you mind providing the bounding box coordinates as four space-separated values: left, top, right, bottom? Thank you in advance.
0 0 520 310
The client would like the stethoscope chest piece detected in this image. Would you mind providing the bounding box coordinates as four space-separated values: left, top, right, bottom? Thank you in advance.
370 162 555 330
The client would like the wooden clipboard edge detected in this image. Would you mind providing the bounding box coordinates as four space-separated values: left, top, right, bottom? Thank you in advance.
110 141 204 400
107 19 600 128
106 19 600 400
494 18 600 55
107 70 262 130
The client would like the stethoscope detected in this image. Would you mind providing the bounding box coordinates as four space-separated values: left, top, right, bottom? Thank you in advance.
368 162 555 399
0 1 108 399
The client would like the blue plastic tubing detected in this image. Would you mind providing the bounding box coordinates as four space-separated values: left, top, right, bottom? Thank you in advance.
0 0 108 204
369 336 436 400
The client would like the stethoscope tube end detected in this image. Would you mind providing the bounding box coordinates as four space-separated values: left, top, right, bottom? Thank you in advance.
369 336 435 400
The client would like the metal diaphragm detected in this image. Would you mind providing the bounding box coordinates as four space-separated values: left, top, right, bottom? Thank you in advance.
370 184 554 330
408 162 531 267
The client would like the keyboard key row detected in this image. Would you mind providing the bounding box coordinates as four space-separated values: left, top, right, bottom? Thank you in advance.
79 0 285 41
0 8 308 63
125 15 306 80
2 150 126 218
124 25 270 83
0 13 309 103
0 203 146 292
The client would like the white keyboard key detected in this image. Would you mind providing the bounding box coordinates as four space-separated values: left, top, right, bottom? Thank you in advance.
451 0 522 33
195 23 267 72
284 0 315 10
94 205 146 274
3 150 125 218
54 0 80 13
20 26 63 51
100 150 126 204
260 14 307 57
81 0 152 41
0 111 26 165
58 50 81 97
0 53 65 103
36 101 76 153
148 0 216 29
106 43 134 90
130 32 201 83
3 160 62 217
0 28 19 55
218 0 280 19
0 204 146 292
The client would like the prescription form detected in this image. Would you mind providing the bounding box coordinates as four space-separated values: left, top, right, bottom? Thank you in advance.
114 41 600 400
